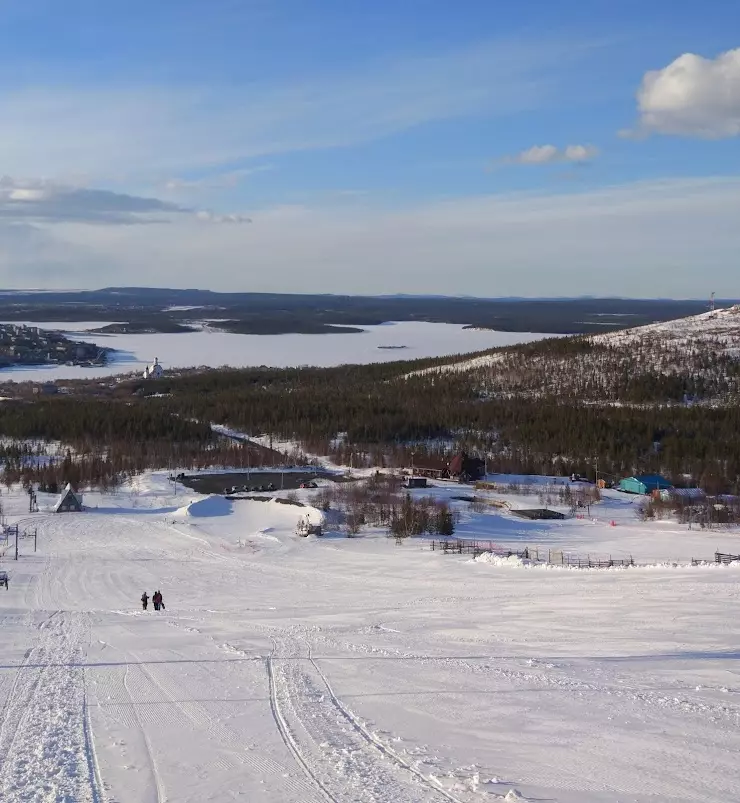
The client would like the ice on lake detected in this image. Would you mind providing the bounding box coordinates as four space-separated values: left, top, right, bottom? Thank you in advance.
0 320 552 382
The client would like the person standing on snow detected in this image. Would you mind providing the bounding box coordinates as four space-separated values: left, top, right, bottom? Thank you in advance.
141 592 149 611
153 590 164 611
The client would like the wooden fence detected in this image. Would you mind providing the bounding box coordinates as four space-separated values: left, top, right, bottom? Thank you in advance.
428 539 529 559
427 538 635 568
714 552 740 565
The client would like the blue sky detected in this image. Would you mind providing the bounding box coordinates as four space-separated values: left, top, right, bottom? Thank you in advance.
0 0 738 296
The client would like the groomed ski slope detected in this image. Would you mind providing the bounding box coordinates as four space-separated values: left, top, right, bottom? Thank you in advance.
1 477 739 803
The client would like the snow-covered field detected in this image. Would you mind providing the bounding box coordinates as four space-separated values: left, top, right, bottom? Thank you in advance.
1 472 739 803
0 321 551 382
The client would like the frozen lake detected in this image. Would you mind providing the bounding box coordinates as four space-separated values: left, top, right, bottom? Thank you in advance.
0 320 552 382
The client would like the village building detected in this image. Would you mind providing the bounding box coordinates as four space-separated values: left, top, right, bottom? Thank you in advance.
143 357 164 380
618 474 672 495
411 451 485 483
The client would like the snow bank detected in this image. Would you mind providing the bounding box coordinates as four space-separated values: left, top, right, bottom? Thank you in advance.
178 495 233 518
474 553 533 568
473 551 740 571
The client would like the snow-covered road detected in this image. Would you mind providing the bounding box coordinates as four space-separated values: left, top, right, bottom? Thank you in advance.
1 489 740 802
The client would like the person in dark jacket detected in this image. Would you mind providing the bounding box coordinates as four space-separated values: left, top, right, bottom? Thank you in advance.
153 590 164 611
141 592 149 611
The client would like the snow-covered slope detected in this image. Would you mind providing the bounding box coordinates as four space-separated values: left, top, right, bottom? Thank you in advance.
412 305 740 404
1 475 740 802
590 304 740 352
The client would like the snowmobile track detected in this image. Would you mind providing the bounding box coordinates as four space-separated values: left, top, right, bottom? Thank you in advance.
306 644 466 803
83 674 107 803
123 661 167 803
267 641 339 803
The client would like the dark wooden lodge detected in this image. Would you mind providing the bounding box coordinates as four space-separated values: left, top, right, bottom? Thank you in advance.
413 451 485 483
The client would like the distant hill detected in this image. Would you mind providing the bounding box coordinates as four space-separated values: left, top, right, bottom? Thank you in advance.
417 305 740 406
0 288 736 336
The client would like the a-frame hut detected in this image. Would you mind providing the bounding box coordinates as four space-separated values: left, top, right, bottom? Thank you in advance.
54 483 83 513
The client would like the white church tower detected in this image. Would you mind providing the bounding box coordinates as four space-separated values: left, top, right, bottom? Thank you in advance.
143 357 164 379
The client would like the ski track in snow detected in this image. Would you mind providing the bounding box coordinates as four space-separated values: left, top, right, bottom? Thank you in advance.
267 632 452 803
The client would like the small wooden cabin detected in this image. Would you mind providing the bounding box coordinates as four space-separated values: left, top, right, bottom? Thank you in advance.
54 483 83 513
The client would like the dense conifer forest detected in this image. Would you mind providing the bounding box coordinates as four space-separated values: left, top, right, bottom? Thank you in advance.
1 320 740 492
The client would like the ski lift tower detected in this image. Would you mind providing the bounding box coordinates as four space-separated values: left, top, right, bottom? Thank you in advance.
709 291 716 312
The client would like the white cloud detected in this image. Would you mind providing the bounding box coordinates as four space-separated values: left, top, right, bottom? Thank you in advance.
632 47 740 137
502 143 599 165
0 38 578 180
14 176 739 297
562 144 597 161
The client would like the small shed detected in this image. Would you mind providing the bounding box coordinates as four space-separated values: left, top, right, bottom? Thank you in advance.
659 487 705 503
54 483 83 513
618 474 672 495
404 476 428 489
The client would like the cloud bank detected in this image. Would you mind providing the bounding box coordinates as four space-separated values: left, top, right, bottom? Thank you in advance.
0 177 186 224
5 177 737 297
0 177 252 226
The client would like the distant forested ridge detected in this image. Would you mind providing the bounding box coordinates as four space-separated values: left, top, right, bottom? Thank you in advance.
0 288 734 335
